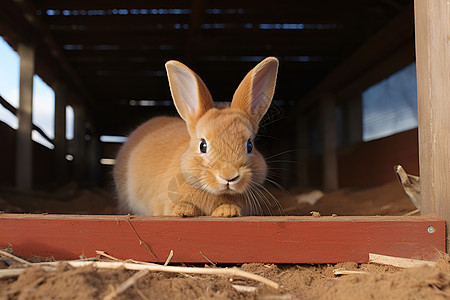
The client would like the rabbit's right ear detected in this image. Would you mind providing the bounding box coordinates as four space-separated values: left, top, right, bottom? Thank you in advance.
231 57 278 126
165 61 214 125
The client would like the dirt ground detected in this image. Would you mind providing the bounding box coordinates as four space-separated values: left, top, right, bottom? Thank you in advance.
1 180 448 300
0 179 416 216
1 254 450 300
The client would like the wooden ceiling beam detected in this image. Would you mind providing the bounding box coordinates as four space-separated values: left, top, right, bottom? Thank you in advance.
37 0 373 11
87 81 308 105
296 4 414 111
11 0 92 101
53 31 183 45
184 0 207 65
37 0 191 10
75 62 331 81
65 53 338 68
40 12 357 29
0 1 35 45
43 14 191 28
64 53 338 64
53 30 346 48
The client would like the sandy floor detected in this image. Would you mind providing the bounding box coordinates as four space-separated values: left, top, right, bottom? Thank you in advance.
0 180 416 216
1 254 450 299
1 180 447 300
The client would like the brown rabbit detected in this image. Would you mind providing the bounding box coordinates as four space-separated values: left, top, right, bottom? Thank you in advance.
114 57 279 217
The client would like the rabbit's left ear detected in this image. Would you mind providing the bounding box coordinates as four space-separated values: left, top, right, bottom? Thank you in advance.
231 57 279 125
165 60 214 126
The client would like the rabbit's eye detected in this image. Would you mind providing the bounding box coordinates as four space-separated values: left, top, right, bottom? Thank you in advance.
246 139 253 154
200 139 207 153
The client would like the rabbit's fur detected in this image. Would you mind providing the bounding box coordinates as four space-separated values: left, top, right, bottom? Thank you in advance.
114 57 279 216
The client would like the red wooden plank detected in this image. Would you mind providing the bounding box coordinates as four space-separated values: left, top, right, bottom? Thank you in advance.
0 214 445 263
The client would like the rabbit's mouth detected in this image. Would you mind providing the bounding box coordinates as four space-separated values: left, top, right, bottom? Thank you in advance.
219 182 239 194
214 173 249 195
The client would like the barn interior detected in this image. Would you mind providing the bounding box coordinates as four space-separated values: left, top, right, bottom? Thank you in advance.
0 0 419 215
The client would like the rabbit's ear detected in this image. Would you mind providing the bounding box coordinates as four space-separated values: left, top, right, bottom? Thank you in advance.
165 60 214 124
231 57 278 125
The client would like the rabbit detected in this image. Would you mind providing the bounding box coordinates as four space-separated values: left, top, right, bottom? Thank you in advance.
113 57 279 217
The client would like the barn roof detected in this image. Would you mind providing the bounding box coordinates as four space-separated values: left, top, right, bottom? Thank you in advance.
0 0 412 135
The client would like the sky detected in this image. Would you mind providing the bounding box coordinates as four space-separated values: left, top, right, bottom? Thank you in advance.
0 36 74 149
0 37 19 128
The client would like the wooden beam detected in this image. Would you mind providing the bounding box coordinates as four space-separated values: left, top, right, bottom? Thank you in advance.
36 0 357 11
336 38 415 101
38 0 191 10
296 5 413 112
1 94 54 146
15 42 35 191
64 45 338 60
86 133 101 182
73 105 87 182
344 95 363 145
185 0 207 65
0 214 444 263
12 0 93 102
414 1 450 253
54 81 67 183
296 115 309 187
43 14 355 31
54 30 344 47
320 93 338 191
0 95 17 115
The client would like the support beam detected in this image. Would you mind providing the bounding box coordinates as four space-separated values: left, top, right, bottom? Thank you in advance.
296 115 309 187
54 81 67 184
344 95 363 145
184 0 208 65
295 5 413 113
87 134 101 183
414 1 450 252
12 0 91 99
73 105 87 182
15 43 34 190
320 93 339 191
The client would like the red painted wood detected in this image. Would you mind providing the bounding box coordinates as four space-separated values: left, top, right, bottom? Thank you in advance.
0 214 445 263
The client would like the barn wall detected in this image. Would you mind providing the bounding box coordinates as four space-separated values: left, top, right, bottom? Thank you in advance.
0 122 15 187
32 138 56 188
99 142 122 188
308 128 419 188
0 122 56 188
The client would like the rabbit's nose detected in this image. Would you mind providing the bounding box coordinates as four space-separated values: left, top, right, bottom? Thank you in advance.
222 174 240 182
218 173 240 183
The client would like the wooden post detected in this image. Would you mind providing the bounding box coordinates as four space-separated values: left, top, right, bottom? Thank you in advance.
320 93 339 191
414 1 450 252
345 95 362 145
87 134 101 183
54 81 67 184
15 43 35 190
73 105 86 182
296 115 309 187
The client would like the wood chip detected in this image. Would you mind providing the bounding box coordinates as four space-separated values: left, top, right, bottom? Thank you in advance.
333 268 370 276
369 253 436 268
232 284 258 292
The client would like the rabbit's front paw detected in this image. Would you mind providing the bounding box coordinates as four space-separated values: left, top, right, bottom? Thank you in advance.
173 202 202 217
211 204 241 217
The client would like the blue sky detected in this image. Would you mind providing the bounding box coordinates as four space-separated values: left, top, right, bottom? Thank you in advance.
0 37 20 128
0 37 74 148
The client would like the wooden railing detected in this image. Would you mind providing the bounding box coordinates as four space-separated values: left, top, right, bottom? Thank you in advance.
0 94 54 146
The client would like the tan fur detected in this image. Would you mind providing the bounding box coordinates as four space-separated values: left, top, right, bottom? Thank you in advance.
114 57 279 216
